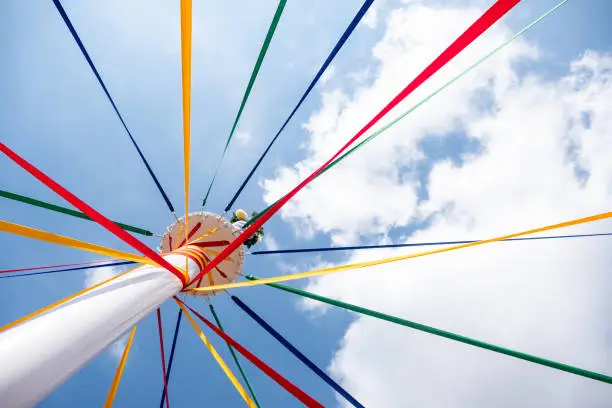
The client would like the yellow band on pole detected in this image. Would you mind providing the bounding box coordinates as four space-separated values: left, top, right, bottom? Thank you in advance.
172 247 204 280
0 220 152 265
104 326 137 408
189 211 612 292
175 300 256 408
0 266 138 333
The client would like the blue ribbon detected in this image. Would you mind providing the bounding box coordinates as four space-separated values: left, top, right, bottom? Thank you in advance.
232 295 365 408
251 232 612 255
51 0 175 213
225 0 375 212
0 261 135 279
159 309 183 408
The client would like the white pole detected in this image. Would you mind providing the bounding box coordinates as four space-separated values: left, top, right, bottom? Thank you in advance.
0 251 202 408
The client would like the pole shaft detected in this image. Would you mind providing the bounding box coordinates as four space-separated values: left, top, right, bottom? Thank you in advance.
0 252 201 408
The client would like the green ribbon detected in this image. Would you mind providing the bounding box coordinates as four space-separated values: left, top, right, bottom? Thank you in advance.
202 0 287 208
0 189 153 236
247 274 612 385
245 0 569 228
209 303 263 408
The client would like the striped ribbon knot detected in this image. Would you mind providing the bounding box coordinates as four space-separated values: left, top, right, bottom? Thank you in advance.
170 245 211 282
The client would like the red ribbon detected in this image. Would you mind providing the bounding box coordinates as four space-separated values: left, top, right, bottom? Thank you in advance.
190 0 521 285
0 258 112 274
177 221 202 248
0 142 187 286
177 298 324 408
156 309 171 408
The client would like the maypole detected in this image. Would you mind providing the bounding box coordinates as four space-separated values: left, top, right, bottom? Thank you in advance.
5 0 607 406
0 255 191 407
0 212 245 408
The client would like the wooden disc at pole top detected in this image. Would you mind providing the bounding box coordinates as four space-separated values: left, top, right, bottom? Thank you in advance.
159 212 245 297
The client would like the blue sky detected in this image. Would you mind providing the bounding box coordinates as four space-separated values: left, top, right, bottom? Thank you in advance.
2 0 612 407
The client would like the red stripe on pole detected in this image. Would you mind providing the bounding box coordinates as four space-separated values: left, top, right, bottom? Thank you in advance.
0 142 187 285
177 299 324 408
190 0 521 285
156 309 171 408
172 249 206 273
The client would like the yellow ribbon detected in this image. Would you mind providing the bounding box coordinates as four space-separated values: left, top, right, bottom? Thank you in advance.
185 224 234 261
104 326 137 408
181 0 192 246
173 247 206 277
206 263 215 287
0 266 138 333
188 225 221 245
167 249 192 282
0 220 152 265
189 211 612 292
175 221 187 246
175 300 256 408
200 247 233 262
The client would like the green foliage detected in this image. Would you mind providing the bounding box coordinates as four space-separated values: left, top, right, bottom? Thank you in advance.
230 210 264 248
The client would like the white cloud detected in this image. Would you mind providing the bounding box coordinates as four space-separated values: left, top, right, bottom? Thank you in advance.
109 334 129 360
263 2 612 407
263 232 280 252
83 265 123 288
361 0 386 29
263 4 537 244
235 131 252 146
319 64 336 86
347 67 371 86
83 265 129 360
